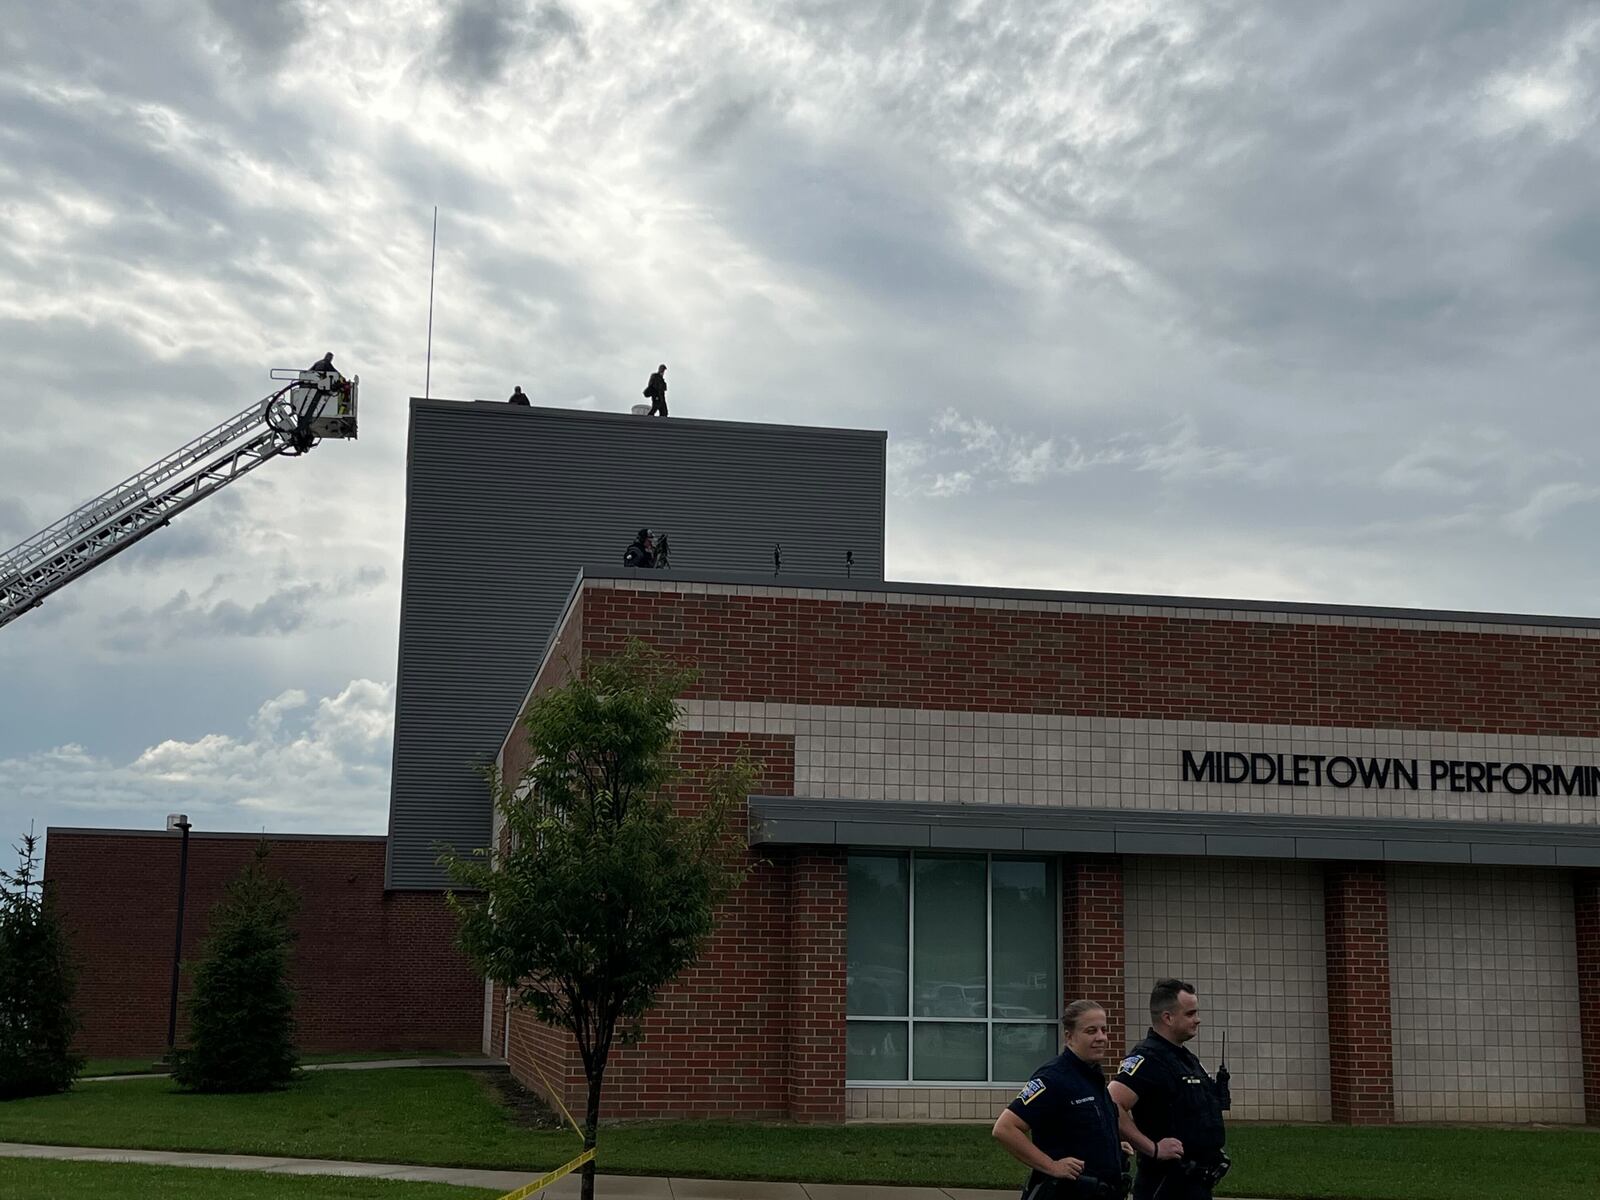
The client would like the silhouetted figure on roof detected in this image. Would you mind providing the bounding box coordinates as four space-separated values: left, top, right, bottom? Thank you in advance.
643 364 668 417
310 351 335 374
508 386 530 406
623 527 657 568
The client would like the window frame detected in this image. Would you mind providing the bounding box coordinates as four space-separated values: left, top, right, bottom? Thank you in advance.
845 850 1062 1087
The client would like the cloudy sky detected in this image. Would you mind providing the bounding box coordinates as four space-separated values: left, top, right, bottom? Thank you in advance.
4 1 1600 847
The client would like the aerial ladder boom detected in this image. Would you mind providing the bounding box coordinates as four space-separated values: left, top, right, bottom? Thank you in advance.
0 367 358 630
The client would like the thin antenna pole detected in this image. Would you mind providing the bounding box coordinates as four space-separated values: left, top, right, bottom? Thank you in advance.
424 206 438 399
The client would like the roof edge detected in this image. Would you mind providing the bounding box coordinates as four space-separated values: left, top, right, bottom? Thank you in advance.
407 396 887 441
46 827 386 842
576 565 1600 632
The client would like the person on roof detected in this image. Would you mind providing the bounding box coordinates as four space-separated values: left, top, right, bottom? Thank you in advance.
508 386 530 406
643 364 668 417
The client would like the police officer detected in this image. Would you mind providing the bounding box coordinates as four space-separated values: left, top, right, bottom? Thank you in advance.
1108 979 1229 1200
992 1000 1128 1200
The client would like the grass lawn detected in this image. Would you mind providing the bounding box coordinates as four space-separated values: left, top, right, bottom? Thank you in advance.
82 1049 474 1076
0 1068 1594 1199
0 1158 495 1200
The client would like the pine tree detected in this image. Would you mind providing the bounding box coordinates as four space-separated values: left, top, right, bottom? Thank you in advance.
0 830 84 1099
172 842 299 1092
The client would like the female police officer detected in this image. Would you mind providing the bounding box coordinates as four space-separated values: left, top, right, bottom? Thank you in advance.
992 1000 1128 1200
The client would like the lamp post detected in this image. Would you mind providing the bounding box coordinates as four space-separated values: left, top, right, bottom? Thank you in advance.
164 813 192 1061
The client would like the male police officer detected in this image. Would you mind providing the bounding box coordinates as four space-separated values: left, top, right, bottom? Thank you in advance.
1108 980 1229 1200
992 1000 1127 1200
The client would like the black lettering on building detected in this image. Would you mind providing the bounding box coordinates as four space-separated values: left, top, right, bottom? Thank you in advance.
1222 752 1250 783
1181 750 1217 783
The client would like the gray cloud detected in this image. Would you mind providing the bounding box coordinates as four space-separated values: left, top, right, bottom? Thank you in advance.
7 0 1600 846
206 0 308 67
102 567 387 652
436 0 583 85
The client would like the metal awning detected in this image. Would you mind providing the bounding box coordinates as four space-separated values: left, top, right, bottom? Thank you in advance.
747 796 1600 868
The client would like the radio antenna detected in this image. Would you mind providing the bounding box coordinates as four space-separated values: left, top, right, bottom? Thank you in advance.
424 206 438 399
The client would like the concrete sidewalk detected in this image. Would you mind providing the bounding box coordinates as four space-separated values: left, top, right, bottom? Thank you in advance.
0 1141 1017 1198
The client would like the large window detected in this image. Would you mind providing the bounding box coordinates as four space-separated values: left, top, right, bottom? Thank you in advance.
846 852 1058 1084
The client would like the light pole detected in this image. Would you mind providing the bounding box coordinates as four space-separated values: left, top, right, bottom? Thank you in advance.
164 813 192 1062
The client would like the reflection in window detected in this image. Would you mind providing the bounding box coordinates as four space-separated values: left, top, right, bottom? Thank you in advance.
846 852 1057 1084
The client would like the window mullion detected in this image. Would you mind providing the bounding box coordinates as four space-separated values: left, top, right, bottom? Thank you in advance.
907 849 916 1084
985 851 994 1083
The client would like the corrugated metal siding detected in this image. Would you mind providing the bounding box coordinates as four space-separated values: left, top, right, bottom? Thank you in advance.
387 401 886 889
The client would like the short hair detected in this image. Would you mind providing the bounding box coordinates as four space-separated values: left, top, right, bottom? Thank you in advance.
1149 978 1195 1024
658 363 667 370
1062 999 1106 1034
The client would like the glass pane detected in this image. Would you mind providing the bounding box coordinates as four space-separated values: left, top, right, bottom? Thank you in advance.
913 855 986 1017
847 1021 909 1081
913 1021 987 1081
993 1023 1059 1083
848 854 909 1016
991 858 1057 1019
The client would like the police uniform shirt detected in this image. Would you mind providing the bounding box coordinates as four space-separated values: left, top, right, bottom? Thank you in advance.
1006 1047 1123 1186
1112 1029 1227 1163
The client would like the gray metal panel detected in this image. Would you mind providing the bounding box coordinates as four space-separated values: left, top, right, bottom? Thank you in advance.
1468 842 1557 866
751 817 837 844
1023 828 1117 854
389 401 887 888
1116 831 1206 856
1295 837 1384 861
1385 841 1471 864
929 825 1024 851
745 797 1600 869
835 822 929 848
1205 834 1296 859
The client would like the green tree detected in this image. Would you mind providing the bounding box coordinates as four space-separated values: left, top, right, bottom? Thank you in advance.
0 830 84 1099
446 641 751 1200
172 843 299 1092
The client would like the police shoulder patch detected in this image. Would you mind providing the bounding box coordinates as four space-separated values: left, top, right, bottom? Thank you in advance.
1016 1078 1047 1105
1118 1054 1144 1076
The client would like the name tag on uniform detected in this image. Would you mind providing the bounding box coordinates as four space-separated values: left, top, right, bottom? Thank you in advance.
1016 1078 1047 1105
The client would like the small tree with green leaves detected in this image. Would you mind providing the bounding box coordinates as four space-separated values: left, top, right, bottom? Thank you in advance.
0 830 83 1099
446 641 752 1200
172 842 299 1092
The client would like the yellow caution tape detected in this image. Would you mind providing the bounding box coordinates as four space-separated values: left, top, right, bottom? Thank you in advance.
494 1041 594 1200
524 1048 585 1140
496 1147 597 1200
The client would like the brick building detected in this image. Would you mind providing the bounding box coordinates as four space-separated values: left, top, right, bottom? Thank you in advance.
492 567 1600 1126
45 831 483 1057
43 402 1600 1125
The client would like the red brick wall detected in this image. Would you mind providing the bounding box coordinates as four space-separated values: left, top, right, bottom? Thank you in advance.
787 848 847 1121
1324 864 1394 1124
1063 859 1127 1053
579 586 1600 736
1577 871 1600 1125
501 593 585 785
44 830 483 1058
505 731 803 1119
